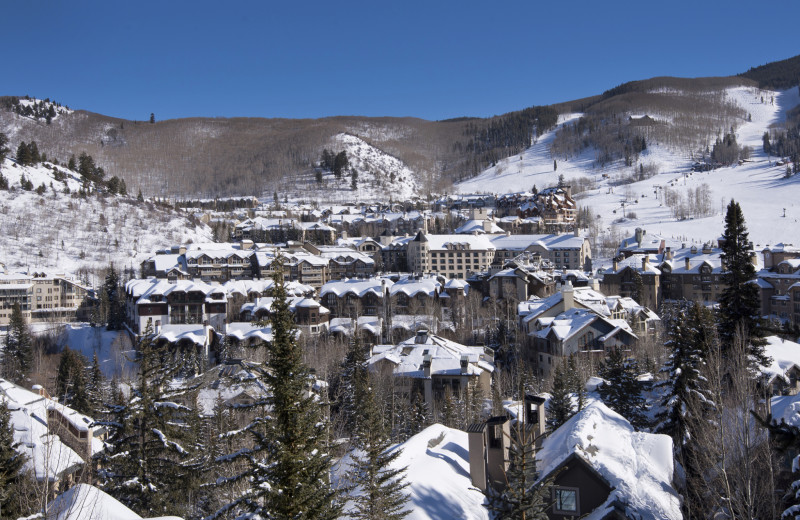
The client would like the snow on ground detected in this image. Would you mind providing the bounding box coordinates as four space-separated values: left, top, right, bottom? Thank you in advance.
280 133 420 204
457 87 800 250
0 159 213 280
57 323 137 378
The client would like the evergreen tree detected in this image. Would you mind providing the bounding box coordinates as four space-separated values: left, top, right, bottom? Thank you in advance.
150 113 155 124
339 335 371 438
95 319 196 517
547 360 574 431
483 424 549 520
67 154 76 171
656 302 716 518
55 346 91 415
210 262 341 520
0 399 28 520
0 132 9 162
2 303 32 385
347 378 410 520
15 141 31 165
565 355 586 412
334 151 349 179
104 264 125 331
553 159 557 171
597 349 648 429
87 352 105 416
718 200 768 366
631 268 645 305
137 189 144 202
408 391 431 436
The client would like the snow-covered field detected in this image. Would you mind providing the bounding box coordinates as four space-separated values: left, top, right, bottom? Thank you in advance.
0 159 213 280
457 86 800 250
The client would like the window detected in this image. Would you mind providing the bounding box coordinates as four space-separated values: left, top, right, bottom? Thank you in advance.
553 487 579 514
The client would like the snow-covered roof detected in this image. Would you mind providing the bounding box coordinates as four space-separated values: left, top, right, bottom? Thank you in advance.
538 401 680 520
424 234 496 251
329 316 382 336
390 275 441 298
761 336 800 384
369 333 494 379
320 277 392 298
226 322 273 344
338 424 489 520
454 219 503 234
490 233 586 251
157 324 211 346
0 379 89 482
47 483 184 520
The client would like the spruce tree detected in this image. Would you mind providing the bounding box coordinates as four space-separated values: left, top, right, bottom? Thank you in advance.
104 264 125 331
483 424 549 520
0 399 27 520
339 335 371 438
547 360 574 431
656 301 716 518
87 352 105 416
566 355 586 412
631 268 645 305
210 262 341 520
0 132 9 162
95 319 196 517
347 378 410 520
718 200 768 366
597 349 648 429
55 346 90 415
2 303 33 385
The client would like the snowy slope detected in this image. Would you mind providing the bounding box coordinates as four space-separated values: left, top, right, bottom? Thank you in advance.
281 133 420 204
0 159 213 278
457 87 800 249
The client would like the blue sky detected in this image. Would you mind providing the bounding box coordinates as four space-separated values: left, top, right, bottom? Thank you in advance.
2 0 798 121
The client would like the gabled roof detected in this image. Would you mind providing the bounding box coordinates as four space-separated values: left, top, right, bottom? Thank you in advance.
369 333 494 379
538 402 680 520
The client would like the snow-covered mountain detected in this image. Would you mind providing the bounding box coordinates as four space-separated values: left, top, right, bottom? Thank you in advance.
0 159 212 278
458 86 800 251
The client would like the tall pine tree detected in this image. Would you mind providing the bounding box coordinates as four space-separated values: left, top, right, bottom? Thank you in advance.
547 360 574 432
210 261 341 520
2 303 32 385
347 377 410 520
95 319 196 517
597 349 648 430
656 301 716 519
55 346 90 415
718 200 768 366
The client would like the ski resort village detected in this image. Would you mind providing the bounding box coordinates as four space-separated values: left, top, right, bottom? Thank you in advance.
2 37 800 520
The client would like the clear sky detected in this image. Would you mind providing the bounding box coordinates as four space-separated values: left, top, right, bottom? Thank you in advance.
2 0 798 122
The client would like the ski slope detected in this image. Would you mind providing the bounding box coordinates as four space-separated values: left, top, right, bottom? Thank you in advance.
457 87 800 249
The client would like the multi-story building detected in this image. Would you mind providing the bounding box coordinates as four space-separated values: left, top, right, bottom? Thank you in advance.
407 232 496 279
0 271 89 326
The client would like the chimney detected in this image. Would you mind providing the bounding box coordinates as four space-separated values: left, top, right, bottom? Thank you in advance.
415 329 429 344
561 281 574 312
750 252 758 266
468 423 488 491
423 354 432 378
483 220 493 233
524 394 547 440
642 256 649 270
573 226 580 237
178 245 187 255
665 246 673 261
461 355 469 375
241 239 254 250
341 230 348 240
154 319 162 335
635 227 644 247
612 258 619 272
685 257 691 271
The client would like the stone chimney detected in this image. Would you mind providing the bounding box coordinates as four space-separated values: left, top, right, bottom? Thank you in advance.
642 256 649 270
612 258 619 272
483 220 493 233
523 394 547 441
241 239 254 250
750 252 758 266
561 281 574 312
685 257 691 271
635 227 644 247
665 247 673 261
